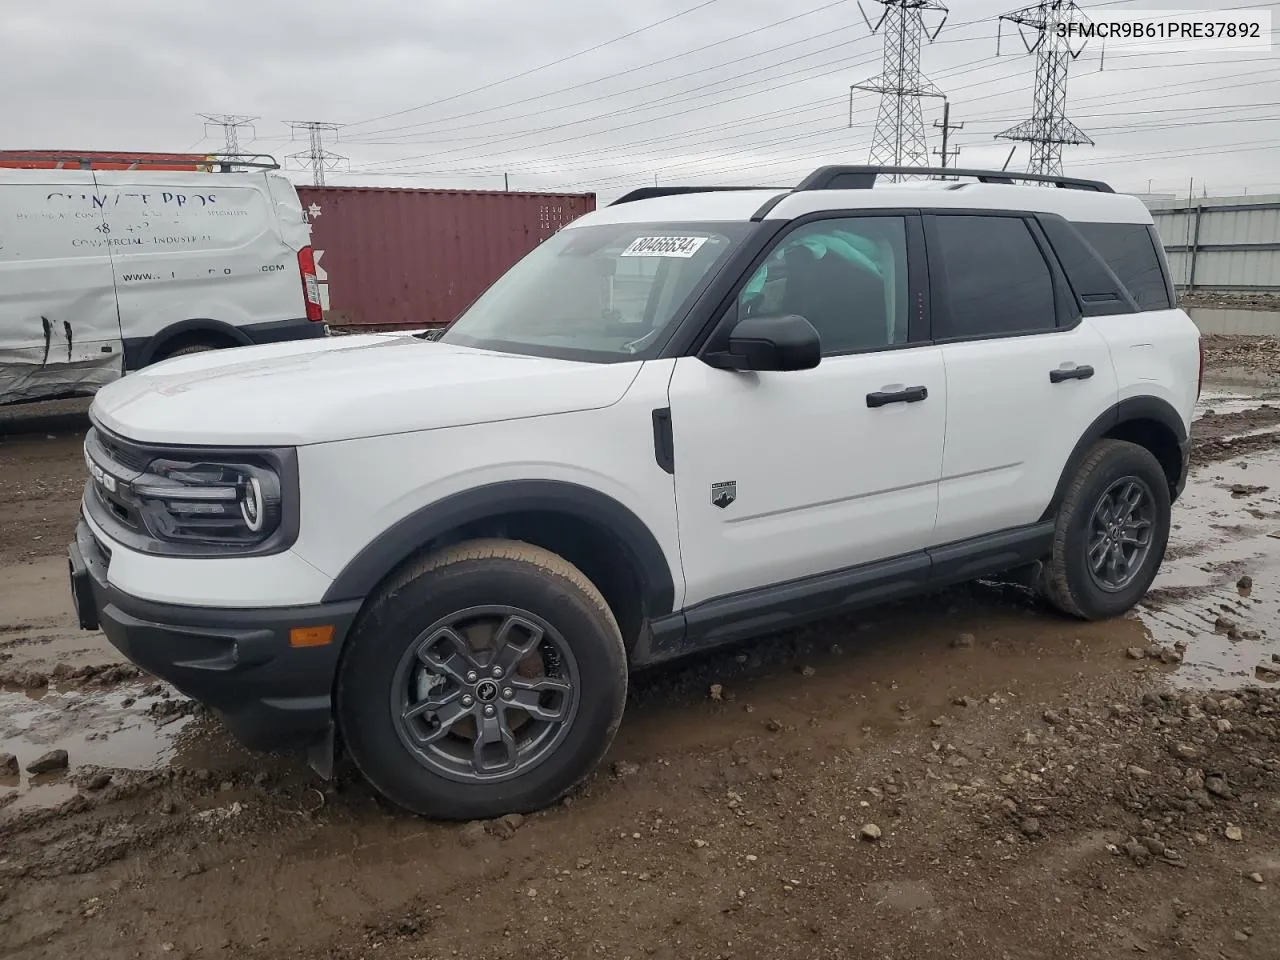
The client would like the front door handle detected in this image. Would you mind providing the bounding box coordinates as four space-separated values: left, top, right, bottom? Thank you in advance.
866 385 928 408
1050 365 1095 383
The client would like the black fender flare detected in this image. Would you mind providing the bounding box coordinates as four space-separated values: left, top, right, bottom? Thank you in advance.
320 479 677 616
124 318 253 370
1039 396 1189 523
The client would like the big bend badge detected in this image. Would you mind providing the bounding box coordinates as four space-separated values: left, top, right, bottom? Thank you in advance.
710 481 737 509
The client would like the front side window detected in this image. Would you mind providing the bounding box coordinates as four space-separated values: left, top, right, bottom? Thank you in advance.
439 222 752 361
932 215 1056 338
736 216 910 355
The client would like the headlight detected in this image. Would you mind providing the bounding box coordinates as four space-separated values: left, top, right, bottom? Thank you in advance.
133 457 284 547
82 421 300 558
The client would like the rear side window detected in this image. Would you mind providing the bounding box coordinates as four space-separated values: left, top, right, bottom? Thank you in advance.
931 215 1056 338
1075 222 1172 311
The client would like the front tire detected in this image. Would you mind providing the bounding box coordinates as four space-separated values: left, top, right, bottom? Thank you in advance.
336 539 627 819
1041 439 1172 620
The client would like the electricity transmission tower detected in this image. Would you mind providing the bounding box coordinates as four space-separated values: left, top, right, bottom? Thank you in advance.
199 113 257 155
285 121 346 186
996 0 1093 178
851 0 949 181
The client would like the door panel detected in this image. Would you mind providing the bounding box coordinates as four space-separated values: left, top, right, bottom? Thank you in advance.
668 213 943 609
936 325 1118 543
926 213 1120 543
668 347 946 608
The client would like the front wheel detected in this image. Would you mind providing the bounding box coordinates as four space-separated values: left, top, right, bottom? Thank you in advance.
336 539 627 819
1041 439 1172 620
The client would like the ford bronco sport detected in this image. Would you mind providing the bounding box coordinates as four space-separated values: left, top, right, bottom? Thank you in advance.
69 165 1201 818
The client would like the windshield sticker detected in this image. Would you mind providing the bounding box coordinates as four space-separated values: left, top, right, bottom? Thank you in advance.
620 236 709 258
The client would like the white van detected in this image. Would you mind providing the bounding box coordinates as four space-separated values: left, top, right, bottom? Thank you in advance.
0 154 326 406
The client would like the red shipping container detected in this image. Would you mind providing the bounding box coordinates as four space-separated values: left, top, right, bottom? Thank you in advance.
295 185 596 328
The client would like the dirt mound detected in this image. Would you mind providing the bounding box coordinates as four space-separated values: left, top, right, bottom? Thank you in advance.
1201 335 1280 380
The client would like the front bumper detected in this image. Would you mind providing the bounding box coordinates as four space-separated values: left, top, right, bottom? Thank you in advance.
69 519 361 752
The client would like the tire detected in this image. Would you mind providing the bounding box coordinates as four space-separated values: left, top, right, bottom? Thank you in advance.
156 341 221 361
1041 439 1171 621
336 538 627 819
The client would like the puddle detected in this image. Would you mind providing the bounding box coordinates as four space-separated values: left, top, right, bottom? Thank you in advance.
0 681 193 813
1195 389 1275 418
1137 449 1280 690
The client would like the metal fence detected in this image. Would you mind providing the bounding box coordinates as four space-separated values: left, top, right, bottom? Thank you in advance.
1145 195 1280 293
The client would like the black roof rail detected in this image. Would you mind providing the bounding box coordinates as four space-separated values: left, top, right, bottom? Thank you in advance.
206 153 282 172
610 185 784 206
0 152 280 172
795 165 1114 193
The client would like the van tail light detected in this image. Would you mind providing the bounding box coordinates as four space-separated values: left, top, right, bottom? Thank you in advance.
297 246 323 322
1197 336 1205 400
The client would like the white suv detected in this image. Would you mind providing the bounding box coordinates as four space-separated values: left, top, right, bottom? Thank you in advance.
68 165 1202 819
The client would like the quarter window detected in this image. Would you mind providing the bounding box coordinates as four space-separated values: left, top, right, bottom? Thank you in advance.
1075 222 1173 311
737 217 910 355
932 216 1056 338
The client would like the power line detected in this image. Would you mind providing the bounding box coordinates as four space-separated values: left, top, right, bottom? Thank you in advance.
344 0 855 142
334 0 1014 154
413 50 1278 180
569 116 1277 200
359 20 1018 170
360 40 890 169
348 59 1280 190
340 100 1280 187
342 0 730 130
356 35 873 165
322 3 1276 191
343 12 1246 172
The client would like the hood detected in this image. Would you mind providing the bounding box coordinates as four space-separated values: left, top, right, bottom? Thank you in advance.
91 334 642 445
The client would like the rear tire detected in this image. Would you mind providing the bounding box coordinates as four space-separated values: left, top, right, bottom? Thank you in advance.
1041 439 1171 620
336 538 627 819
156 341 221 361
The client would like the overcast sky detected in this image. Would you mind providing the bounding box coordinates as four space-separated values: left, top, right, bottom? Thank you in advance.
3 0 1277 201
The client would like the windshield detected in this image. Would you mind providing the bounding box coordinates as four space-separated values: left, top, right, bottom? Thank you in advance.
438 221 752 361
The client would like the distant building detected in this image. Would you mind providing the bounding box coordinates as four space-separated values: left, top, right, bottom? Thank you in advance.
1144 194 1280 293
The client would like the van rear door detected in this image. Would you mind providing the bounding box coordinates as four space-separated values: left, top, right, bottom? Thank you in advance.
0 170 123 405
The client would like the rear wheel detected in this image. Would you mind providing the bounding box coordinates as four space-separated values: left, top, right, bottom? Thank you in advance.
155 340 222 362
1041 439 1171 620
336 539 627 819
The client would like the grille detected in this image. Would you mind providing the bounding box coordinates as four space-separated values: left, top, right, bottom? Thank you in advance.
93 481 141 531
91 428 150 472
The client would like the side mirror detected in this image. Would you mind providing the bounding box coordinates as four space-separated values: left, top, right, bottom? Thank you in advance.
704 314 821 372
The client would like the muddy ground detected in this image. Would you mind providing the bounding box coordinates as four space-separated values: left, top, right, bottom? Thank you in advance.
2 348 1279 959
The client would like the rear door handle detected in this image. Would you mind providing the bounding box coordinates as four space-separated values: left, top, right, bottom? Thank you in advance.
866 385 928 408
1050 365 1094 383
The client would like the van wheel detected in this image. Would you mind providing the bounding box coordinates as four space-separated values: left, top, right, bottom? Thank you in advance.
156 341 220 361
336 539 627 819
1041 439 1171 621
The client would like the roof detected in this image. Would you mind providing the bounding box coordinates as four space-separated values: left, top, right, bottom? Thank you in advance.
575 170 1153 229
